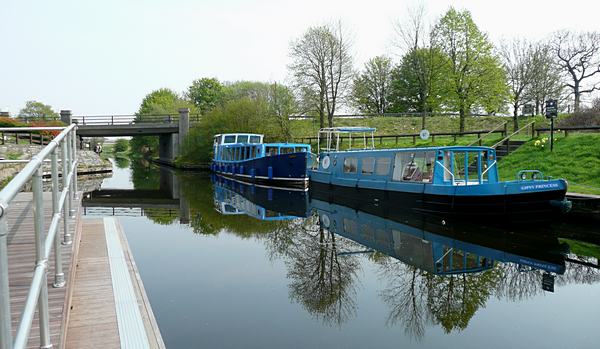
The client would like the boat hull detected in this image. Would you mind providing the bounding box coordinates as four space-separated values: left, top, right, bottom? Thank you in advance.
309 179 570 220
212 152 309 189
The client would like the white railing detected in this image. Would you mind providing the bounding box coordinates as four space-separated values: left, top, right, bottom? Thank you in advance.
0 125 78 349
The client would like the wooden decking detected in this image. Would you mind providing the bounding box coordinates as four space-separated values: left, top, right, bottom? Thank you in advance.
5 192 164 349
5 192 78 349
65 218 164 349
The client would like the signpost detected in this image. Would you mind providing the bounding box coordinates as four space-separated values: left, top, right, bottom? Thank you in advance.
545 99 558 152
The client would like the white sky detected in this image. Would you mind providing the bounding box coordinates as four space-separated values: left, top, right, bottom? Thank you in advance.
2 0 599 115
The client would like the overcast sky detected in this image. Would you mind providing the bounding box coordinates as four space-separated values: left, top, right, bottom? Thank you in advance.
2 0 599 115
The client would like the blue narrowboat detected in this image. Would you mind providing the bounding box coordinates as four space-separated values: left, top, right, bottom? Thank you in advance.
308 127 572 217
211 133 312 189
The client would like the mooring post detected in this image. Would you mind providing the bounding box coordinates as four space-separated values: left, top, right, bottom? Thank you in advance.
33 167 52 348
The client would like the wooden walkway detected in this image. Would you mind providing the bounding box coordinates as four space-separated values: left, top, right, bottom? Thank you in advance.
5 192 78 349
65 218 164 349
5 192 164 348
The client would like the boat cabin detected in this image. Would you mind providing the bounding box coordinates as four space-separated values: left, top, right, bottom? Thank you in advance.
213 133 311 163
314 128 499 187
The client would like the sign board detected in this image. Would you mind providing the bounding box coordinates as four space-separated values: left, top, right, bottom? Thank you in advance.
542 272 555 292
420 129 430 140
545 99 558 118
523 104 534 115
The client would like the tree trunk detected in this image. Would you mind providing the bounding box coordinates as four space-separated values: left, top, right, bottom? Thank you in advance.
459 108 466 133
513 103 519 131
574 88 581 113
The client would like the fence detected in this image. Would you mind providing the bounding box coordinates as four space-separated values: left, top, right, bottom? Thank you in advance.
535 125 600 137
0 125 78 349
1 131 54 146
295 128 507 146
72 114 202 126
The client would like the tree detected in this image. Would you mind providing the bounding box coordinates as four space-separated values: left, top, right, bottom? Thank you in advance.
501 39 535 130
351 56 393 114
389 48 448 119
526 44 563 115
551 30 600 112
18 100 58 119
186 77 224 114
431 8 507 132
289 22 354 128
130 88 195 156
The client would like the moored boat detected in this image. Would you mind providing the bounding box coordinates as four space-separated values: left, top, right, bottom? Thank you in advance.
211 133 312 189
308 127 572 218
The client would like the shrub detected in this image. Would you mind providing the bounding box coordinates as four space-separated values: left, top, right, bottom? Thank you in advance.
114 139 129 153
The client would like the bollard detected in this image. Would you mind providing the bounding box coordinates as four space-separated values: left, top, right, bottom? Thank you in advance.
0 214 12 349
51 150 65 288
32 167 52 349
61 138 72 245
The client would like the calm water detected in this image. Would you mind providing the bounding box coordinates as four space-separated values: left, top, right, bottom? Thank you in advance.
83 160 600 349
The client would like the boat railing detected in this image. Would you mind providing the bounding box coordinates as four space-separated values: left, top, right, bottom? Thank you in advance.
0 125 78 349
481 161 497 178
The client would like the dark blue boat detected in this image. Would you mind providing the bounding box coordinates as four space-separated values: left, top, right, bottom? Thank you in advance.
211 133 311 189
309 127 572 218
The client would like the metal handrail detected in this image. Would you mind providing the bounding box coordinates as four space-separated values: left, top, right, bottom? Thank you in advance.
467 121 508 146
436 161 455 185
491 121 536 149
0 125 78 349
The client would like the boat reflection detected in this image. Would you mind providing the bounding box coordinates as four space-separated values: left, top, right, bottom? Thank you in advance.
212 175 309 220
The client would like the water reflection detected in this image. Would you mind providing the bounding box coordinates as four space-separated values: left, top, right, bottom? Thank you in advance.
82 166 600 345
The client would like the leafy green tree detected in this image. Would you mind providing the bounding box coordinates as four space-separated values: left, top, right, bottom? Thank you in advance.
389 48 449 123
114 138 129 153
431 8 508 132
351 56 393 114
130 88 195 157
186 77 224 114
18 100 58 119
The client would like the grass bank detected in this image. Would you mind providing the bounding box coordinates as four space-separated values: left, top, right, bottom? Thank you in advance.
497 133 600 195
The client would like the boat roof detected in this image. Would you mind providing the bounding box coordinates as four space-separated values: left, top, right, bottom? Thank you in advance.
214 133 263 137
320 127 376 133
322 145 494 153
221 142 310 147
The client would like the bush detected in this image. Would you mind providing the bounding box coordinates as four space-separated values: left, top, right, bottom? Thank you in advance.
114 139 129 153
558 98 600 127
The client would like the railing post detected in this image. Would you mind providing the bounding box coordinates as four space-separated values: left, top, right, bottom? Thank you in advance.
62 136 72 245
33 167 52 349
71 130 78 200
0 214 12 349
503 122 508 137
531 122 535 138
51 150 65 288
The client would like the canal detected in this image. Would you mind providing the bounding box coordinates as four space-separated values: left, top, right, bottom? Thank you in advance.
81 159 600 349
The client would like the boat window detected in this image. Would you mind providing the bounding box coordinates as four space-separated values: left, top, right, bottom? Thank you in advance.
214 136 221 146
375 157 391 176
237 135 249 143
295 147 308 153
361 157 375 175
393 151 432 182
223 135 236 144
467 152 481 182
343 157 358 173
280 147 294 154
249 135 261 143
266 147 278 156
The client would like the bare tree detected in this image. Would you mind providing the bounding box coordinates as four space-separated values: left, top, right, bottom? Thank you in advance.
526 43 564 115
551 30 600 112
289 22 353 128
500 39 535 130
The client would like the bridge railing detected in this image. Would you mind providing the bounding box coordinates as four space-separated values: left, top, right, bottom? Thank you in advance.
0 125 78 349
73 114 202 126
